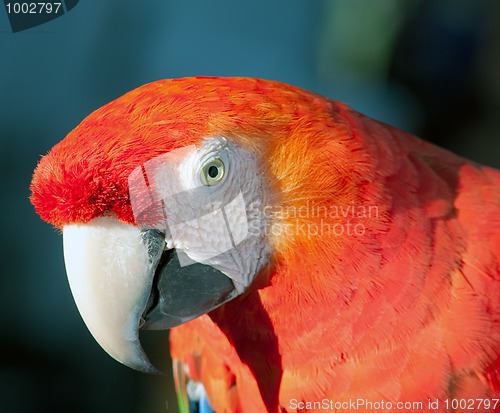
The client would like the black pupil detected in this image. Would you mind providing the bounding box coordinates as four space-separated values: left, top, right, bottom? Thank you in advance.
208 165 219 179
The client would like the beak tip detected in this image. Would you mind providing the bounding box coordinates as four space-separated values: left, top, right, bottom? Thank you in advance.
104 337 166 376
123 358 165 376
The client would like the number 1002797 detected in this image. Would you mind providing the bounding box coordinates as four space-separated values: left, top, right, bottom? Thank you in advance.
5 3 62 14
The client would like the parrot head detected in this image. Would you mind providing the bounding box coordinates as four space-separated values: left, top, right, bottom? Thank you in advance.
30 77 362 373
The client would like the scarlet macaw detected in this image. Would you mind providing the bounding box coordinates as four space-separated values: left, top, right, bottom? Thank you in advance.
30 77 500 412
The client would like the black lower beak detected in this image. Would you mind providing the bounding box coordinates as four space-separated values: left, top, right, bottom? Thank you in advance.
139 229 238 330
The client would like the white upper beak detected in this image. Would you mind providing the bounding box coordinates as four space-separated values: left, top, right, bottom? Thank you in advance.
63 216 158 373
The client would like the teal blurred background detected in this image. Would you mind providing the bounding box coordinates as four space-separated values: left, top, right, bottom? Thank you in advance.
1 1 499 412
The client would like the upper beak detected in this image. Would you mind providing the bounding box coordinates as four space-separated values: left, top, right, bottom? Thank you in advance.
63 216 237 373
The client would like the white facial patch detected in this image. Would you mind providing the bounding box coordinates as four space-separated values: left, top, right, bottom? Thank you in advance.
128 137 272 292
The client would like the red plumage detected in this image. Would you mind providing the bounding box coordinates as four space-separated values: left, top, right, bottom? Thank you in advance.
30 77 500 412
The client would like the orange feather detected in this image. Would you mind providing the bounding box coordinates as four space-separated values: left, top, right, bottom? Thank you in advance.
30 77 500 412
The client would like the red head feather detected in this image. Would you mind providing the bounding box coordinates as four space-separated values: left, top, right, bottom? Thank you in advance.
30 76 352 229
31 77 500 411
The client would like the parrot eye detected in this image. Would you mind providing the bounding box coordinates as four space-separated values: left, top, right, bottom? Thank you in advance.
200 158 225 186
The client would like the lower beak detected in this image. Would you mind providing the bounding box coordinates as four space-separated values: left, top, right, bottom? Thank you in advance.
63 216 237 373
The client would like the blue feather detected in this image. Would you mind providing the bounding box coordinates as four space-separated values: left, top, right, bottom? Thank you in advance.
198 389 214 413
186 379 214 413
173 358 214 413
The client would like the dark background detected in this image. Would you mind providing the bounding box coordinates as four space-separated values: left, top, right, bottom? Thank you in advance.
1 1 499 412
